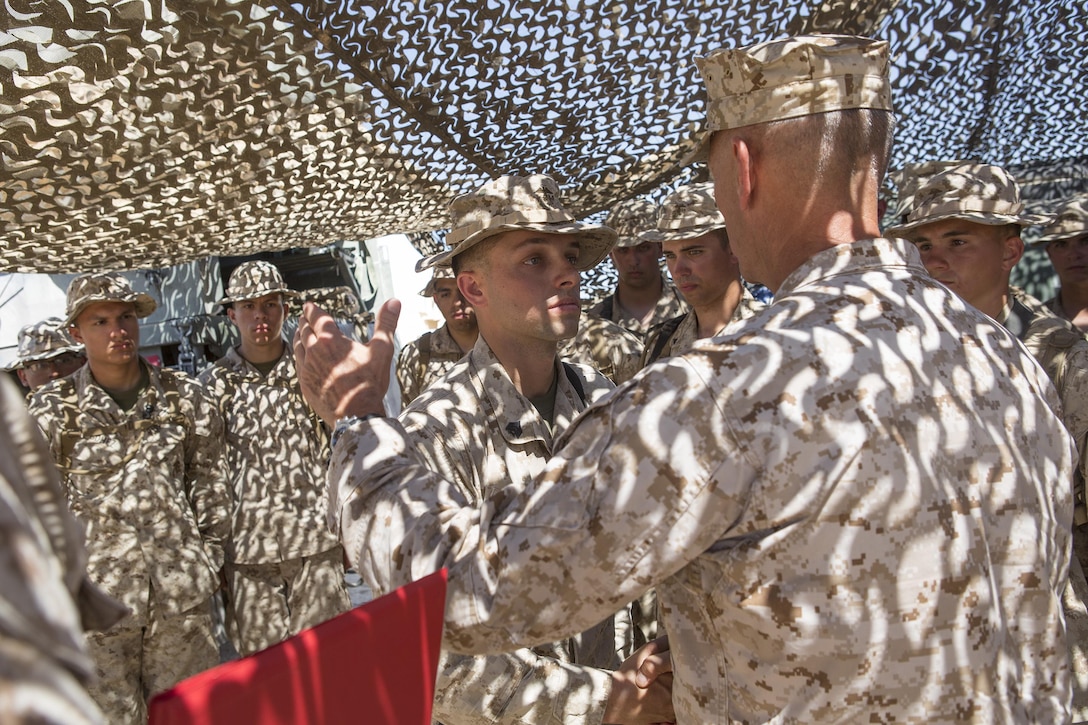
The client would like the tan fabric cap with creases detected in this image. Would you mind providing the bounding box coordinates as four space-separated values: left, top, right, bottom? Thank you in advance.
639 182 727 244
11 318 83 369
605 196 658 248
885 163 1052 236
420 266 456 297
64 272 158 327
889 159 971 221
218 260 297 308
1036 197 1088 245
697 34 893 132
419 174 617 271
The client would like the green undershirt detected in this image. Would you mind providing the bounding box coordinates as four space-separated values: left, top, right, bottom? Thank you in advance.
527 370 559 429
104 364 150 412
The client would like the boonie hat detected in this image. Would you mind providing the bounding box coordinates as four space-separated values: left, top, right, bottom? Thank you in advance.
639 182 727 244
885 163 1052 236
419 174 617 271
218 260 297 308
64 272 158 327
420 267 456 297
605 196 658 248
697 34 893 132
1036 197 1088 245
11 318 83 369
889 159 970 222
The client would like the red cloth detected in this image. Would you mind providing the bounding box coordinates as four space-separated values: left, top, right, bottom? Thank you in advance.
149 569 447 725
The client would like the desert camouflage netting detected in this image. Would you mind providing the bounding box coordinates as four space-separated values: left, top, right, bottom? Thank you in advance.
1 0 1086 274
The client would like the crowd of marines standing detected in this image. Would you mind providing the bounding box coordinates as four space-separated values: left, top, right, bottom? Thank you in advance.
3 30 1088 725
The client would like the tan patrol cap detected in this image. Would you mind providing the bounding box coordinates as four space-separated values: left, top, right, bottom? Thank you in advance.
639 182 726 244
11 318 83 370
605 196 658 249
697 34 893 132
64 272 157 327
420 174 617 271
218 260 297 308
1036 197 1088 245
885 163 1052 236
420 266 455 297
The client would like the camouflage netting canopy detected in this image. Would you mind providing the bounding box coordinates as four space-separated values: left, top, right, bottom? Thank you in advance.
2 0 1087 273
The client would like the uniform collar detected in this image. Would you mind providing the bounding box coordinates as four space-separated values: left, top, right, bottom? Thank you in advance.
467 336 584 446
222 341 294 380
776 238 924 298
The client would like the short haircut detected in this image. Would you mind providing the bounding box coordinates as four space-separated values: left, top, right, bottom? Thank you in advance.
451 235 501 276
726 108 896 190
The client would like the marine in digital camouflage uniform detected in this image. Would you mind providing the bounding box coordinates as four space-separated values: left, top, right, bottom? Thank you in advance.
395 266 478 407
295 34 1077 723
1039 197 1088 334
199 261 350 656
8 318 86 392
639 182 764 367
889 162 1088 721
0 375 127 724
370 174 667 725
27 272 230 724
587 196 688 336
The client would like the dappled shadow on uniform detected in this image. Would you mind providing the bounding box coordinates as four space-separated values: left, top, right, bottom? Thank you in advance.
636 270 1072 719
457 244 1073 721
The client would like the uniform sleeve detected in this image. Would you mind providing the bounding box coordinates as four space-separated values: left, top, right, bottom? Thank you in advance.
328 355 752 656
396 395 616 724
396 342 421 407
183 379 233 571
432 650 611 725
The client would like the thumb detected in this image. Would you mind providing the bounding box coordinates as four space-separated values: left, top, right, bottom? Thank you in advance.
371 298 402 349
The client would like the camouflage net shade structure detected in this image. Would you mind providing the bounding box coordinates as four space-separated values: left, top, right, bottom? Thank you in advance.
1 0 1087 275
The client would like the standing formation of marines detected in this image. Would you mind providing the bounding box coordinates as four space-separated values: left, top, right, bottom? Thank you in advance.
200 261 352 657
5 27 1088 725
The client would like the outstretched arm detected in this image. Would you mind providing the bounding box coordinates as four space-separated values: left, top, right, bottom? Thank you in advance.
295 300 748 659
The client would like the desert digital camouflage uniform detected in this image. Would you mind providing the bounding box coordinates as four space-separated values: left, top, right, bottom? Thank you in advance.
330 237 1074 723
557 314 642 384
396 324 468 406
1040 197 1088 323
311 35 1076 722
0 375 128 725
587 196 688 337
1006 287 1088 721
888 162 1088 720
636 181 764 367
639 289 763 366
390 334 641 725
28 360 229 724
340 174 634 723
200 344 350 656
587 274 687 337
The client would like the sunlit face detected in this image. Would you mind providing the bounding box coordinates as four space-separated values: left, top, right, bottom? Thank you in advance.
467 230 582 344
69 301 141 367
431 279 477 334
907 218 1023 311
17 351 86 390
1046 233 1088 286
227 292 286 350
610 241 662 290
662 231 739 310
